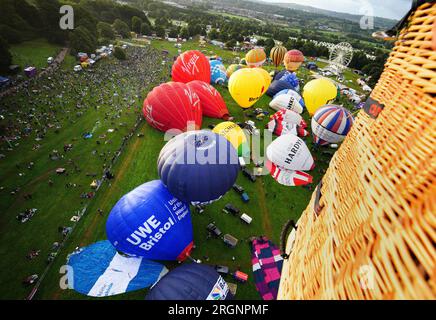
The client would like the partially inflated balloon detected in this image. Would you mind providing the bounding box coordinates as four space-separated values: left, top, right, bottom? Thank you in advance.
284 50 304 71
271 109 307 128
246 48 266 67
265 160 313 187
226 64 245 78
267 80 294 97
158 130 240 204
213 121 249 156
311 104 354 145
172 50 211 83
269 91 304 114
303 78 338 116
266 134 314 171
146 263 232 300
106 180 193 261
210 60 227 85
143 82 202 132
270 45 287 67
187 80 229 119
228 68 270 108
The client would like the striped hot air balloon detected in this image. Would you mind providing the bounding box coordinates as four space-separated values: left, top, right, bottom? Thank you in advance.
265 160 313 187
284 50 304 71
270 45 287 68
311 105 354 146
245 48 267 67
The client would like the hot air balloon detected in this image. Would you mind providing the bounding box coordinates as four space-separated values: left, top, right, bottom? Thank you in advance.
186 80 230 119
266 119 299 137
271 109 307 128
273 89 306 109
142 82 202 132
213 121 249 157
66 241 168 297
146 263 232 300
210 60 227 84
265 160 313 187
245 48 266 67
226 64 245 78
266 80 294 97
106 180 194 261
269 91 304 114
266 134 314 171
274 70 300 92
284 50 304 71
172 50 211 83
303 78 338 116
228 68 271 108
158 130 240 204
311 104 354 145
270 45 287 68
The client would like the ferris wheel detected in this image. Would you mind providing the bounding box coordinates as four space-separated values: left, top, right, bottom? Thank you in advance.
329 42 354 72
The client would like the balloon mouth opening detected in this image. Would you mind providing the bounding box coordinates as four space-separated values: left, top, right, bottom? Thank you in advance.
222 114 232 121
176 241 194 262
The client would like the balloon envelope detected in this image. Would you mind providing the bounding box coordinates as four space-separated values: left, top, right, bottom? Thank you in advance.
246 48 266 67
266 160 313 187
275 70 300 92
146 263 232 300
284 50 304 71
226 64 245 78
266 134 314 171
266 80 294 97
187 80 229 119
303 78 338 115
158 130 240 204
213 121 249 156
311 104 354 145
143 82 202 132
106 180 193 261
210 60 227 84
67 240 168 297
270 46 287 67
269 91 304 114
172 50 211 83
229 68 271 108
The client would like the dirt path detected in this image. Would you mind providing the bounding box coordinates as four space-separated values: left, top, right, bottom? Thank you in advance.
0 47 70 99
256 180 273 237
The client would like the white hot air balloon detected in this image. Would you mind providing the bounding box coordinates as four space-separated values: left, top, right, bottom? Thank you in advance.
266 134 314 171
271 109 306 128
265 160 313 186
269 91 304 114
266 119 298 136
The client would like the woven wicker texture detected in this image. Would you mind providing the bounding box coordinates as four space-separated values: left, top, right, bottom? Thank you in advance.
278 2 436 300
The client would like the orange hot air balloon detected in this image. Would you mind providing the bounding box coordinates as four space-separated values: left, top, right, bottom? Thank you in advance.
245 48 267 67
284 50 304 71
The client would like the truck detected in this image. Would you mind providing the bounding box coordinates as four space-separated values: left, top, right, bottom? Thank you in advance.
223 234 238 248
223 203 240 215
240 213 252 224
207 223 222 237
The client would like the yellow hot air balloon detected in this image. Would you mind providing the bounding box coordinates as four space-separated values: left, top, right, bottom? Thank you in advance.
270 45 287 68
226 64 246 78
228 68 271 108
245 48 266 67
303 78 338 115
213 121 249 157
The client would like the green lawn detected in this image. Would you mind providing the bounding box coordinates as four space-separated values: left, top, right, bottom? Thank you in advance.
10 39 62 72
1 40 336 300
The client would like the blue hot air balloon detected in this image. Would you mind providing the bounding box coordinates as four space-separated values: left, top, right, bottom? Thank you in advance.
210 60 227 85
67 240 168 297
158 130 240 204
146 263 233 300
106 180 193 261
266 80 295 97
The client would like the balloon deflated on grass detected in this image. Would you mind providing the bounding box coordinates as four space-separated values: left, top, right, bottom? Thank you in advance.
143 82 202 132
146 263 233 300
106 180 194 261
158 130 240 204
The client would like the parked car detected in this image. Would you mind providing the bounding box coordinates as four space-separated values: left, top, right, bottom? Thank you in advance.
240 213 252 224
224 203 240 215
223 234 238 248
241 192 250 203
215 265 230 275
233 184 244 194
242 168 256 182
207 223 222 237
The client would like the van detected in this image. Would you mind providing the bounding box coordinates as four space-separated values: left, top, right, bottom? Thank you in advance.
240 213 252 224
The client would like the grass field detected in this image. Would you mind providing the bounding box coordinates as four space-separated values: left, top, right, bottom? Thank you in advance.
1 39 337 300
10 39 62 72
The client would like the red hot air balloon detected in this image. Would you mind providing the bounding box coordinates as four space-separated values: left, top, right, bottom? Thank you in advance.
143 82 202 132
172 50 211 84
187 80 230 119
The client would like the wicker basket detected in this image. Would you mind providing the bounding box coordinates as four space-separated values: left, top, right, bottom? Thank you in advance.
278 2 436 300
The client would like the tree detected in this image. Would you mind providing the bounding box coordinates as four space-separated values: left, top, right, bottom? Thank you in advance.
113 19 130 38
97 22 115 40
225 39 237 49
69 26 97 54
141 23 152 36
155 26 165 38
0 37 12 73
131 16 142 34
113 46 127 60
180 27 189 39
208 28 219 40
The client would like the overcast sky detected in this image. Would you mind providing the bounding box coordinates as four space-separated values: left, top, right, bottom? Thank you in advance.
261 0 412 20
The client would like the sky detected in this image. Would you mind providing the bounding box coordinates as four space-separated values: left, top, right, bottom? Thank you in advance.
261 0 412 20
